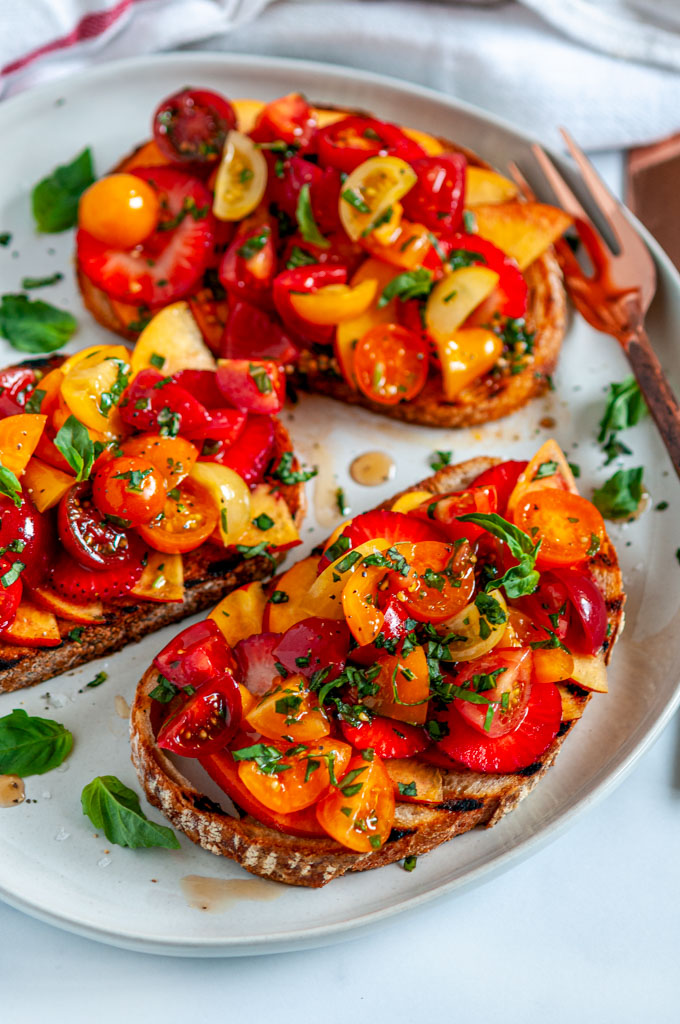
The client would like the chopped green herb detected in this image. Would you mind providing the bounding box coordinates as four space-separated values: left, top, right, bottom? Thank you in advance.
296 183 329 248
0 462 22 508
235 541 276 565
24 388 46 414
430 449 452 472
237 229 269 260
21 272 64 290
0 561 24 588
271 450 318 485
448 248 485 271
248 363 273 394
86 671 108 689
341 188 371 214
335 487 350 516
462 210 476 232
285 245 317 270
403 855 417 872
397 781 417 796
378 267 433 307
253 512 275 531
534 460 558 480
67 627 84 643
149 676 180 704
270 590 289 604
149 352 166 370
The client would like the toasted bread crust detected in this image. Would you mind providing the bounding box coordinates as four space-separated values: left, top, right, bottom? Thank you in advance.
130 458 624 887
0 418 305 694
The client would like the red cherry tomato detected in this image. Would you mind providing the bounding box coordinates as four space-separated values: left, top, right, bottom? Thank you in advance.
220 301 299 364
514 490 606 568
200 414 275 485
250 93 317 151
0 492 53 589
272 264 348 346
187 407 248 444
49 539 145 602
218 212 278 311
411 486 498 544
0 555 23 631
156 674 242 757
317 509 446 574
233 631 284 695
437 678 562 773
451 648 533 738
354 323 429 406
153 619 239 689
266 154 323 217
153 87 236 165
339 714 429 759
401 154 466 234
317 115 425 173
273 617 350 681
118 368 212 438
77 167 215 306
387 540 476 624
281 232 363 274
470 460 528 514
444 232 528 319
58 482 135 570
170 369 225 408
521 568 608 656
0 363 46 417
215 359 285 415
91 455 167 527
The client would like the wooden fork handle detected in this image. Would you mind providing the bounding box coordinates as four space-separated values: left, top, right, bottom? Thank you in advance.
625 326 680 479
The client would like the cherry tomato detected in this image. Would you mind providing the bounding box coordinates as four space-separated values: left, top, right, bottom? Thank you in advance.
442 232 528 319
188 288 230 352
317 509 445 573
58 482 134 570
220 301 299 364
317 115 425 173
412 486 498 544
0 555 23 631
250 93 317 151
119 434 199 488
272 264 348 346
77 168 215 307
157 674 242 757
514 490 606 568
266 154 322 217
0 492 53 589
137 478 217 553
218 211 278 310
437 678 562 773
388 540 476 623
153 87 236 164
520 568 608 656
273 617 350 680
470 460 528 514
153 619 239 688
49 538 145 602
79 174 160 248
354 323 428 405
245 675 330 743
118 368 212 439
212 130 267 221
92 455 167 527
236 736 352 814
401 154 466 234
233 631 284 695
339 714 430 759
170 369 225 408
215 359 286 415
452 648 533 738
315 753 395 852
0 362 52 418
201 414 275 485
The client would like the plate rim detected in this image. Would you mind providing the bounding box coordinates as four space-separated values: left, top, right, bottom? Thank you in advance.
1 48 679 957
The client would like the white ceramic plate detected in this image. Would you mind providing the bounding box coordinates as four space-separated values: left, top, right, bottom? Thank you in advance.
1 53 679 957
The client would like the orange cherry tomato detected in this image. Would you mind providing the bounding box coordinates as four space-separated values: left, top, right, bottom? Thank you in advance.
370 644 430 725
514 489 606 567
388 540 476 623
92 455 167 527
353 323 428 406
236 737 352 814
79 173 160 248
136 478 217 553
245 675 331 743
119 434 198 488
341 563 388 645
315 753 395 853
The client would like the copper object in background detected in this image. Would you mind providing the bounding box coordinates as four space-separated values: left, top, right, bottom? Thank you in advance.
626 133 680 272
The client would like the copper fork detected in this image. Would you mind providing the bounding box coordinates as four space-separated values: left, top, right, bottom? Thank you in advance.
510 130 680 479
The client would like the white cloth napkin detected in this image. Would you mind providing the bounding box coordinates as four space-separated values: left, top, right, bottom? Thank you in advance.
1 0 679 151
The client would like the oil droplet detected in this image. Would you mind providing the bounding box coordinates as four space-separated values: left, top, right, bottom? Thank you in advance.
0 774 25 808
180 874 280 913
350 451 395 487
115 695 131 719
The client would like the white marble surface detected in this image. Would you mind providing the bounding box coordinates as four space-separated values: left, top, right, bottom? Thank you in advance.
2 138 679 1023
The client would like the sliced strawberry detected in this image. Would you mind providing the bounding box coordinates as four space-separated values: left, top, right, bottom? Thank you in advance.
203 414 275 485
171 369 224 408
220 301 299 364
233 631 284 695
340 714 430 759
118 368 212 438
49 544 145 603
273 617 350 680
216 359 286 415
77 167 215 307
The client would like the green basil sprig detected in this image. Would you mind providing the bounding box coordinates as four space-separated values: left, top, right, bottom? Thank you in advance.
457 512 541 598
81 776 180 849
0 294 77 353
0 709 73 776
32 147 95 232
54 415 94 481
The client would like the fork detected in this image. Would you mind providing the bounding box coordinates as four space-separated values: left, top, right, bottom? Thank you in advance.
510 130 680 480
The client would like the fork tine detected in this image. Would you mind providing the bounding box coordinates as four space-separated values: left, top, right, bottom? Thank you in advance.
530 143 593 226
507 161 536 201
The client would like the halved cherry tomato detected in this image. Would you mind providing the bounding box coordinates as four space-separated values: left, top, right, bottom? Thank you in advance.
437 677 562 773
157 674 242 757
216 359 285 415
0 492 53 589
339 713 430 759
315 753 395 852
439 232 528 319
91 455 167 527
273 617 350 680
220 301 299 364
363 219 434 271
354 323 429 405
369 644 430 725
514 490 606 568
412 485 497 544
137 478 217 553
339 156 417 243
218 211 278 310
49 538 145 602
289 279 378 326
77 168 215 307
387 540 476 623
58 482 134 570
342 563 389 645
153 619 239 689
202 414 275 485
236 736 352 814
119 434 199 488
451 648 532 738
250 93 317 151
519 568 608 656
401 154 466 234
153 87 236 164
272 264 347 346
0 555 23 631
470 460 528 514
317 115 425 174
213 130 267 220
266 153 322 217
245 675 330 743
118 368 212 438
79 174 160 248
317 509 445 573
0 362 51 418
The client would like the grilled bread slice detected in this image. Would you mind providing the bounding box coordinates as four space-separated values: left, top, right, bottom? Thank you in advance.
0 419 305 694
130 456 624 887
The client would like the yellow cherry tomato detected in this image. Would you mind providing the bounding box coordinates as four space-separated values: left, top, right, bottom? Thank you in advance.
425 265 499 346
60 346 131 434
79 173 160 248
213 130 268 221
335 258 401 388
437 328 503 400
339 156 417 242
289 278 378 326
130 302 215 378
188 462 251 545
363 219 433 270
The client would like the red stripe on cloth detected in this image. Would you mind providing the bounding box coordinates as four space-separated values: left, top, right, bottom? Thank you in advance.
2 0 145 76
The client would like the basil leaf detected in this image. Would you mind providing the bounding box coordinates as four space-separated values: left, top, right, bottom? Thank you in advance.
457 512 540 598
296 183 329 249
21 273 64 290
598 376 647 442
54 415 94 481
81 775 180 849
430 449 452 472
592 467 644 519
32 147 95 232
0 462 22 508
0 294 77 353
0 709 73 776
378 268 433 308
